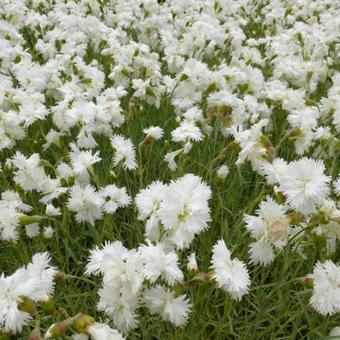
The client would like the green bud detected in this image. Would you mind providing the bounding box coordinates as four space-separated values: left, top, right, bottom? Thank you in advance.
260 134 274 150
206 82 217 93
284 7 293 17
80 78 92 85
145 87 154 97
294 32 303 45
103 230 114 240
60 178 68 187
19 215 44 225
274 191 285 204
17 296 36 315
54 272 69 281
305 97 317 106
180 73 189 81
287 128 303 140
288 212 302 225
67 176 75 186
41 299 56 315
3 163 11 174
306 71 313 84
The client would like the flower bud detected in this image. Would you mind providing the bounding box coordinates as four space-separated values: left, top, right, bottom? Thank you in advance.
299 276 313 288
45 319 73 338
41 299 56 315
73 314 95 334
28 329 41 340
17 296 36 315
19 215 44 225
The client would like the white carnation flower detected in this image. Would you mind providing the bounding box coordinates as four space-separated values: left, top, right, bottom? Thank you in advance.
211 239 250 300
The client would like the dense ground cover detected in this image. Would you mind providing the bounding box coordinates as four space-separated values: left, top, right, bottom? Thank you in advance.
0 0 340 339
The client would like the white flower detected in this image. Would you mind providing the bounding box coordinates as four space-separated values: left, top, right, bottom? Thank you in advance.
164 149 183 171
0 253 57 334
69 143 101 177
171 120 203 143
86 241 144 294
45 204 61 217
43 129 64 150
278 158 331 215
0 191 31 241
139 242 183 285
248 241 275 267
159 174 212 249
216 165 230 179
261 158 288 185
67 185 104 225
187 252 198 272
135 181 167 221
0 110 25 150
211 239 250 300
143 126 164 140
143 286 192 327
244 197 290 265
309 260 340 315
87 322 125 340
97 282 140 333
43 226 54 239
11 152 47 192
25 223 40 238
329 327 340 338
135 181 168 241
111 135 137 170
86 242 143 332
72 335 89 340
229 119 269 173
99 185 131 214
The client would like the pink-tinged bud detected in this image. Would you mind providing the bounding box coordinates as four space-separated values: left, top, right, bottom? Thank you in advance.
45 319 73 338
191 272 212 283
299 276 314 288
73 314 95 334
139 135 153 148
28 329 41 340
